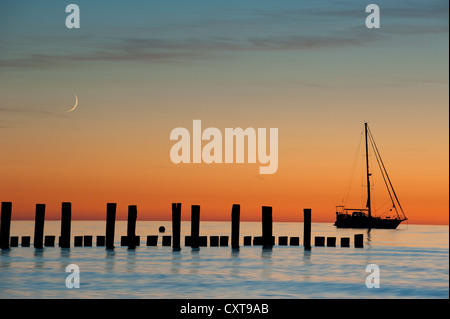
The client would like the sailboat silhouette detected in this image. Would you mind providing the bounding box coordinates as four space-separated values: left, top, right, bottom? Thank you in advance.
334 123 408 229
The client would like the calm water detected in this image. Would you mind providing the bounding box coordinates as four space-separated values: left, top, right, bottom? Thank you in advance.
0 221 448 299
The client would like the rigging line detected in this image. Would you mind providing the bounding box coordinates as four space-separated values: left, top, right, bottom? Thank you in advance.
368 126 407 220
342 130 364 206
368 126 406 219
367 131 397 216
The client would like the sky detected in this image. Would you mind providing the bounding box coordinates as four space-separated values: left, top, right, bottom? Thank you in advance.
0 0 448 224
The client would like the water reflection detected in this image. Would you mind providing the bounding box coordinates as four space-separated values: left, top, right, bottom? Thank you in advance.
34 249 44 269
171 250 182 275
126 249 137 272
105 249 115 272
261 248 273 279
1 249 11 268
230 249 241 277
189 249 200 275
365 229 372 248
303 247 311 264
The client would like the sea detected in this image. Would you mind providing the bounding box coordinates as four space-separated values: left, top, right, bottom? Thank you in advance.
0 221 448 299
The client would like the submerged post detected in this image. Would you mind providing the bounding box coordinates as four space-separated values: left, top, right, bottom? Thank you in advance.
0 202 12 249
191 205 200 249
354 234 364 248
34 204 45 249
172 203 181 251
231 204 240 250
262 206 273 249
106 203 116 249
303 208 311 250
127 205 137 249
60 202 71 248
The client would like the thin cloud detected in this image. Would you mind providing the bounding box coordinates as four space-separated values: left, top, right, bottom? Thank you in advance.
0 107 64 117
0 0 447 69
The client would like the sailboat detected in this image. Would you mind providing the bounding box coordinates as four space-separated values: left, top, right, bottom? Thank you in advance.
334 123 407 229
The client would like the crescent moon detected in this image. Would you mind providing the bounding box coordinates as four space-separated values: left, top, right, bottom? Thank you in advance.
67 95 78 112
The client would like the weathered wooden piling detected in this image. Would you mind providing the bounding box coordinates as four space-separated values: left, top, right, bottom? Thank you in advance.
172 203 182 250
199 236 207 247
210 236 219 247
262 206 273 249
289 237 299 246
326 237 336 247
190 205 200 249
106 203 116 249
22 236 31 247
10 236 19 247
121 236 140 247
253 236 262 245
303 208 311 250
354 234 364 248
341 237 350 247
74 236 83 247
60 202 71 248
254 236 275 246
34 204 45 249
0 202 12 249
243 236 252 246
220 236 229 247
96 236 105 247
185 236 191 246
146 235 158 246
162 236 171 246
84 235 93 247
127 205 137 249
231 204 240 250
44 235 55 247
315 236 325 247
278 236 288 246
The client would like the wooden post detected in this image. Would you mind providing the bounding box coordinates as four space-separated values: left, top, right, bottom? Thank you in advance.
341 237 350 247
262 206 273 249
96 236 105 247
210 236 219 246
44 235 55 247
127 205 137 249
0 202 12 249
74 236 83 247
303 208 311 250
21 236 31 247
84 235 93 247
200 236 207 247
106 203 116 250
220 236 229 247
231 204 240 250
278 236 288 246
243 236 252 246
289 237 299 246
253 236 262 245
315 236 325 247
60 202 71 248
10 236 19 247
34 204 45 249
172 203 181 251
162 236 171 246
146 235 158 246
190 205 200 249
354 234 364 248
327 237 336 247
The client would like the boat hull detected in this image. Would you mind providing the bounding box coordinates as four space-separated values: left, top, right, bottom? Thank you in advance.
334 215 404 229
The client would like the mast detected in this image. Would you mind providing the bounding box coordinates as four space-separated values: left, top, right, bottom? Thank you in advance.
364 122 372 218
